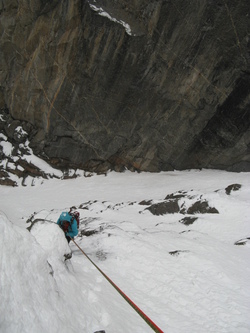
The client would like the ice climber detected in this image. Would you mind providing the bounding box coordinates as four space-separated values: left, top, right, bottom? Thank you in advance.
57 210 80 243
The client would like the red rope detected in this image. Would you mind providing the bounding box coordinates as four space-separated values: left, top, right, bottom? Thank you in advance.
71 238 165 333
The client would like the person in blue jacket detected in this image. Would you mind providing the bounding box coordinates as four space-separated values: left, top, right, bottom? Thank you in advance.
57 210 79 243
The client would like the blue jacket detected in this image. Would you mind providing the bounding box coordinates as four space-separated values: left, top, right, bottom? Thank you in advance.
57 212 78 238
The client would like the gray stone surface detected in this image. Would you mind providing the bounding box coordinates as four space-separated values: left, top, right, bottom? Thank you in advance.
0 0 250 172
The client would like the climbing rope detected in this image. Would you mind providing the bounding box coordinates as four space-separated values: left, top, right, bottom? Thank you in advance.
70 237 165 333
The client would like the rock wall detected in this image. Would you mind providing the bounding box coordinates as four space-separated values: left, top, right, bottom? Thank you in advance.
0 0 250 172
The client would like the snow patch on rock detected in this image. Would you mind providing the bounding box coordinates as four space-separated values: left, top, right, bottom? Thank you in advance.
88 2 135 36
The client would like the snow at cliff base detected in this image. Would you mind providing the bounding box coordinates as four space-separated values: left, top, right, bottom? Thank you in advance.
0 169 250 333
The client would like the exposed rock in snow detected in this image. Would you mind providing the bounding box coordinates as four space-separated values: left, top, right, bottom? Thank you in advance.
0 109 86 186
145 190 220 216
234 237 250 246
225 183 242 195
179 216 198 226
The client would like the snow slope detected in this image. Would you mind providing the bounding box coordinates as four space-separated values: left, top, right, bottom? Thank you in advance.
0 169 250 333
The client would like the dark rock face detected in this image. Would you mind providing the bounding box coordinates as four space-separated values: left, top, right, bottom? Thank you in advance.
0 0 250 172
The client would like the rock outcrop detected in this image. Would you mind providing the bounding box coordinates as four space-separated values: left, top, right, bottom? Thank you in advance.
0 0 250 172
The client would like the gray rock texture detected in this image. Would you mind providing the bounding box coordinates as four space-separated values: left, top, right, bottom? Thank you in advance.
0 0 250 172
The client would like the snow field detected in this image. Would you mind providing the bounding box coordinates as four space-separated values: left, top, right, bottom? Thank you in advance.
0 169 250 332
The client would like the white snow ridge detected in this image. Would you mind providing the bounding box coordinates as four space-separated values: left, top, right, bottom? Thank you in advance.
88 2 135 36
0 169 250 332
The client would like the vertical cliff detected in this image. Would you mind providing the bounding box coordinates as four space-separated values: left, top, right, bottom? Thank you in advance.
0 0 249 172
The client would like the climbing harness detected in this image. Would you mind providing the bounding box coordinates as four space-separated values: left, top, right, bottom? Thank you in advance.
70 237 165 333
